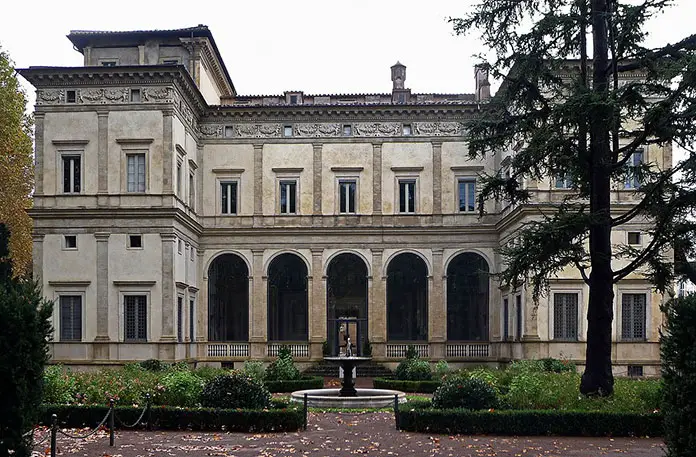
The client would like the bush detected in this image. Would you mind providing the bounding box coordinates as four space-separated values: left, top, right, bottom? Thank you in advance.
43 365 78 404
0 273 53 457
159 370 204 407
201 372 271 410
433 360 450 380
395 358 432 381
405 345 418 360
140 359 166 372
265 348 300 381
433 375 498 410
373 378 441 393
265 377 324 393
396 408 662 437
241 361 265 382
662 295 696 457
539 357 576 373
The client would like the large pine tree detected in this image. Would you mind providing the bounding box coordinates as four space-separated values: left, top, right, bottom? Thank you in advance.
452 0 696 395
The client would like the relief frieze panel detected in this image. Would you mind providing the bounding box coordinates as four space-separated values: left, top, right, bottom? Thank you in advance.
413 121 465 136
353 122 400 137
36 86 174 105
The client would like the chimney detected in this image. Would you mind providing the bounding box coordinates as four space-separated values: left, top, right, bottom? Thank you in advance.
391 61 411 103
475 65 491 102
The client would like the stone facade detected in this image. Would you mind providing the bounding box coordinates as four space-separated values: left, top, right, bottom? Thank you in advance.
20 26 663 375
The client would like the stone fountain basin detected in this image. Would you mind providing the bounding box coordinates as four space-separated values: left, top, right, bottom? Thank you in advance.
290 388 407 408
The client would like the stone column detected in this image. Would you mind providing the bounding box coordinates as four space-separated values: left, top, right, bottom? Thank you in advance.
94 232 110 341
523 287 541 341
250 249 267 358
370 248 386 358
312 143 323 224
253 144 263 221
32 234 44 286
160 233 177 343
372 143 383 216
309 248 325 359
432 142 442 215
429 248 446 359
97 111 109 198
162 110 174 194
34 113 45 196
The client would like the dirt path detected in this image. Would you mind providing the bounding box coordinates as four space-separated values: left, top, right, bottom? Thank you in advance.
39 411 665 456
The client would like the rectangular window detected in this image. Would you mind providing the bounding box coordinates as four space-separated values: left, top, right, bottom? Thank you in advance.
62 155 81 193
516 295 522 341
628 365 644 377
555 174 572 189
189 298 195 340
290 95 298 104
189 172 195 208
279 180 297 214
622 293 647 340
130 89 141 102
625 149 644 189
127 234 142 249
553 293 579 341
403 124 412 136
190 247 195 261
224 126 234 137
162 59 179 65
101 61 117 67
176 161 183 196
66 90 76 103
59 295 82 341
503 298 509 341
64 235 77 250
220 182 238 214
399 180 416 213
628 232 641 245
283 125 293 137
458 179 476 212
177 296 184 343
124 295 147 341
126 153 146 192
177 239 183 254
343 124 352 136
339 180 356 214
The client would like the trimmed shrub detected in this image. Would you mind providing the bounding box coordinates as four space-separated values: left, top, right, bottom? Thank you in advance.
265 348 300 381
265 376 324 393
662 295 696 457
374 378 441 393
395 359 432 381
39 402 303 432
433 360 450 380
159 370 204 407
201 372 271 410
140 359 166 372
241 361 265 382
405 345 418 360
433 375 498 410
396 408 662 437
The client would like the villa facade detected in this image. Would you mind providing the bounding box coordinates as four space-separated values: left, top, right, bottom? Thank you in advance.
19 26 664 375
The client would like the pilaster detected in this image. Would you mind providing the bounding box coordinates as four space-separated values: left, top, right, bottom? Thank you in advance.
432 141 442 214
429 248 446 359
94 232 110 342
160 232 177 342
309 248 326 358
250 249 267 357
162 110 174 194
97 111 109 197
372 143 382 216
31 234 44 286
34 113 45 196
253 144 263 219
370 248 386 351
312 143 323 223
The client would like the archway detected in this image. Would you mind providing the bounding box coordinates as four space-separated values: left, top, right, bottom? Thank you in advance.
326 253 368 355
208 253 249 341
268 253 309 341
446 252 489 341
387 253 428 341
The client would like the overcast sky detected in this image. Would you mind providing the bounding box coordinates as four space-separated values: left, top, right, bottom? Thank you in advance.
1 0 694 101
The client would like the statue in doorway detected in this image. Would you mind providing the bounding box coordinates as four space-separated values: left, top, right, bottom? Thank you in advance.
346 337 353 357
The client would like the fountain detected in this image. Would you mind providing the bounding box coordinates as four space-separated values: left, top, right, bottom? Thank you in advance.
291 331 406 408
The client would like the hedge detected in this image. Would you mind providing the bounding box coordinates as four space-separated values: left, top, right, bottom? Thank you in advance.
396 408 663 437
39 400 303 432
373 377 441 393
265 376 324 393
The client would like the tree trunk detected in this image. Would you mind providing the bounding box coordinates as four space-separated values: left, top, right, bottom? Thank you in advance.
580 0 615 396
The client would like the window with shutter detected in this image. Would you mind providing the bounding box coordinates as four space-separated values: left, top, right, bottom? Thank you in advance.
124 295 147 341
621 294 646 340
59 295 82 341
553 293 579 340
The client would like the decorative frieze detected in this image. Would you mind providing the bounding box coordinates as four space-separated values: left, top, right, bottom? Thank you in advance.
199 121 466 139
36 86 175 105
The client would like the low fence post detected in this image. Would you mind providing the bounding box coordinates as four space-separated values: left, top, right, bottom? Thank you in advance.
394 394 399 429
108 399 115 447
303 393 308 430
146 393 152 431
50 414 57 457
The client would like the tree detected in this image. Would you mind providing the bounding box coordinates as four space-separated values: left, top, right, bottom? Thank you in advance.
0 224 52 457
0 45 34 279
451 1 696 395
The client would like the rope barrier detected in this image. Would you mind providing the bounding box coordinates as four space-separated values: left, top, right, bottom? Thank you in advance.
56 407 111 439
114 401 149 428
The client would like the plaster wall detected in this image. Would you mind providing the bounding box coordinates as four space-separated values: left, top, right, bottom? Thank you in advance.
202 144 255 216
262 143 314 216
321 143 373 214
198 64 221 105
381 142 433 215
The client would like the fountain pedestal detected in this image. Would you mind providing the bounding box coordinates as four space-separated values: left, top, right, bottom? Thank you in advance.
323 356 371 397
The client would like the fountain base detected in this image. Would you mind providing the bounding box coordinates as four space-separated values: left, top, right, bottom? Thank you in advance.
290 388 407 408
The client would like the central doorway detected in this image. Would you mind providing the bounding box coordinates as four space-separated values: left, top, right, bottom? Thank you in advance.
326 253 368 356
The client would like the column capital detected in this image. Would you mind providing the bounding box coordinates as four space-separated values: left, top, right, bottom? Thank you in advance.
312 142 323 151
32 233 46 242
372 141 383 149
34 112 46 120
310 248 323 256
159 232 177 242
431 248 444 256
431 140 443 149
94 232 110 241
97 110 110 117
251 248 265 255
162 108 174 117
253 143 264 151
371 248 384 255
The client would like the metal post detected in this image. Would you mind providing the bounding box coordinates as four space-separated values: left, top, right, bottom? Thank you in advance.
108 399 115 446
50 414 57 457
303 393 308 430
146 393 152 431
394 394 399 429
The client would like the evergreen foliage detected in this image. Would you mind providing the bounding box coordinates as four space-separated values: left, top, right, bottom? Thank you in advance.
265 346 301 381
201 372 271 410
661 295 696 456
451 0 696 395
432 375 499 410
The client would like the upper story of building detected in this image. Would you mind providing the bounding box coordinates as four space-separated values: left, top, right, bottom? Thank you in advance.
18 26 665 233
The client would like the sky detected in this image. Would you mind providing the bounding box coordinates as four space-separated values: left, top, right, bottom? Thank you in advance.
1 0 694 102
